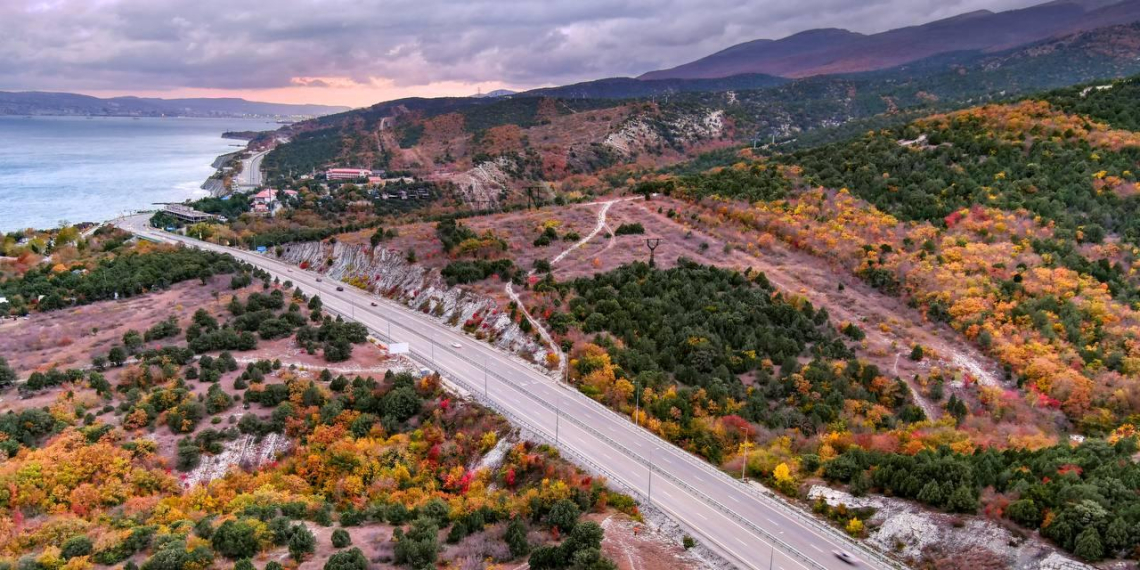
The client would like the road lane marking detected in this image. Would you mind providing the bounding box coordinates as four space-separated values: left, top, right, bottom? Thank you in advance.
125 221 849 570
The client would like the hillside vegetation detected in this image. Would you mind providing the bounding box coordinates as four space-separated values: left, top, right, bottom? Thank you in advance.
578 69 1140 562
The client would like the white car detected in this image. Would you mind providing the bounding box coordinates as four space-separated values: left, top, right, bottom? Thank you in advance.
451 342 462 349
834 551 860 566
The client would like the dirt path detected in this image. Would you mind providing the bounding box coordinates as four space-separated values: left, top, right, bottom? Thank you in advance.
551 198 630 266
621 199 1011 419
507 198 631 377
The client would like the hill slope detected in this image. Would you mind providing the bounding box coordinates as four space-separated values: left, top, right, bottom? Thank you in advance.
260 21 1140 202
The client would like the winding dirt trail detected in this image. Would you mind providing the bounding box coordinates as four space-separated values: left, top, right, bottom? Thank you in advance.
615 198 1016 419
506 198 630 376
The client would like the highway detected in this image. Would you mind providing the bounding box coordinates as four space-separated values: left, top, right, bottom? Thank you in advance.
236 149 269 188
116 214 900 570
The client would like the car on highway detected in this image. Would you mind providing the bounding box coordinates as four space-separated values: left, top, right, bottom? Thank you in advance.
834 551 860 565
451 342 462 349
316 278 322 282
336 286 344 291
370 301 378 306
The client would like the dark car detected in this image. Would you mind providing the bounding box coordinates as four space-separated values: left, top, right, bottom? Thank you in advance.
336 286 344 291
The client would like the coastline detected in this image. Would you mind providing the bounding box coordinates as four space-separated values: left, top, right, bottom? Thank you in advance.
201 149 244 197
0 116 269 232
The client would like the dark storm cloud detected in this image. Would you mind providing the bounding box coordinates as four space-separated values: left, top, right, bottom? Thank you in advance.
0 0 1046 92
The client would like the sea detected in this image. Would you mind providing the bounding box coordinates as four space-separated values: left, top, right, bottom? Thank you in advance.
0 115 274 233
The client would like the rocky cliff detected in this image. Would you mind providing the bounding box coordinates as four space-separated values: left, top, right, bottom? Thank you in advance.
279 240 550 364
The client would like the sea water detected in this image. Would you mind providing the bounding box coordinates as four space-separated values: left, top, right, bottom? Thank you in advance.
0 115 273 232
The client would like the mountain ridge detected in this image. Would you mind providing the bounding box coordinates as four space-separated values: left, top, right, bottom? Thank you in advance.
0 91 350 118
639 0 1140 80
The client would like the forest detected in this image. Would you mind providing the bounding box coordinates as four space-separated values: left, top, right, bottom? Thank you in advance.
608 75 1140 562
789 101 1140 245
822 432 1140 561
0 367 630 570
0 247 241 315
1045 75 1140 132
0 271 632 569
546 261 919 463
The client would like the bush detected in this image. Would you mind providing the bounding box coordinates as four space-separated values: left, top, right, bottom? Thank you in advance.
141 543 215 570
505 517 529 557
0 357 16 388
614 223 645 236
682 535 696 550
288 524 316 561
324 548 368 570
441 259 516 285
393 517 439 569
211 519 260 559
547 499 580 533
331 529 352 548
529 521 610 569
61 536 93 559
176 438 201 471
144 317 181 342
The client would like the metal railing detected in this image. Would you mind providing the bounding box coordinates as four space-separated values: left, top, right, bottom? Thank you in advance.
321 294 905 570
328 290 904 570
128 223 903 570
323 303 826 570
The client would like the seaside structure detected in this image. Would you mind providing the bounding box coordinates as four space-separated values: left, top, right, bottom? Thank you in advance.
326 168 371 181
161 204 220 223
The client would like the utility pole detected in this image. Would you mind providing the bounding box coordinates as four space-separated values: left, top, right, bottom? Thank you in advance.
645 238 661 268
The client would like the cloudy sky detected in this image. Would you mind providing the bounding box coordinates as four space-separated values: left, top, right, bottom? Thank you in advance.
1 0 1046 107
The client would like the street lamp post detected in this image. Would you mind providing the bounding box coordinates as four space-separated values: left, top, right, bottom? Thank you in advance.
483 355 488 397
648 446 655 504
634 381 641 427
741 441 753 482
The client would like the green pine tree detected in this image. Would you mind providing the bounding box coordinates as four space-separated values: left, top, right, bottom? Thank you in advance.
1074 527 1104 562
916 481 943 506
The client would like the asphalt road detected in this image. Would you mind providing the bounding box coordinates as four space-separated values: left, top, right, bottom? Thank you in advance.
237 150 269 188
117 214 898 570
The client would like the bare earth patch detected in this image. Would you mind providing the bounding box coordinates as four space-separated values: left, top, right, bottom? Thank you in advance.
0 275 237 374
